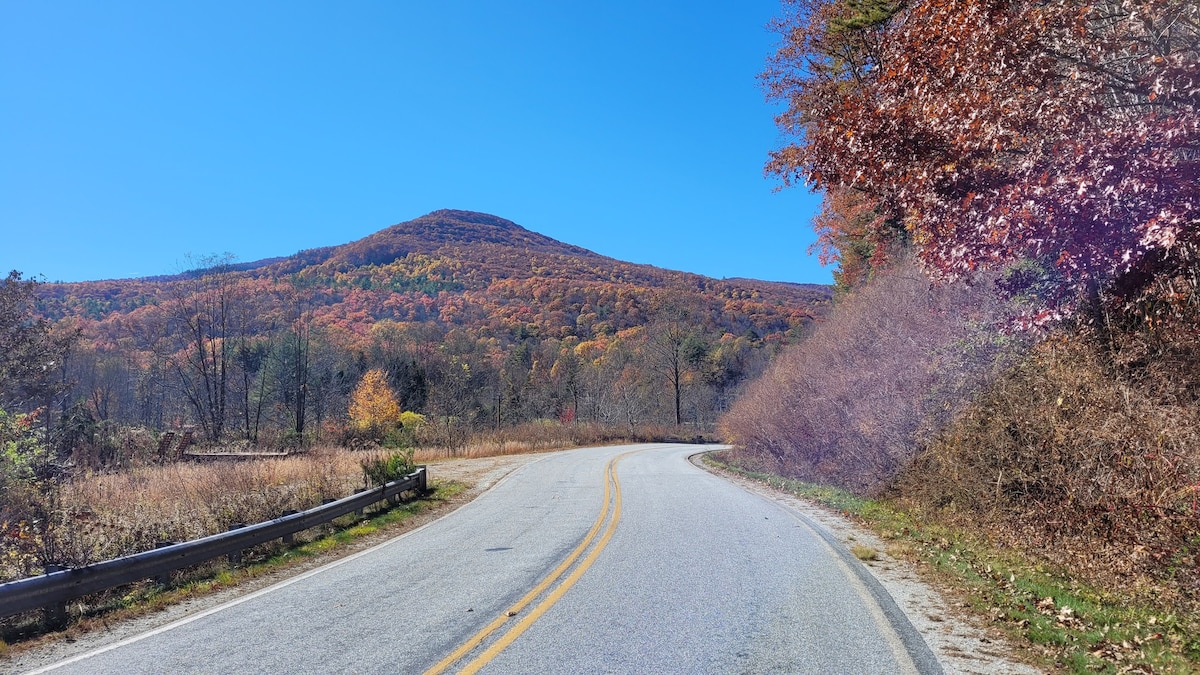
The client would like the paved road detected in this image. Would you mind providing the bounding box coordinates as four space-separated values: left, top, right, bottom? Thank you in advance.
30 443 941 674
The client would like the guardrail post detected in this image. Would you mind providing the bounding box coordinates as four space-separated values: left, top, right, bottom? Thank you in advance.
43 565 68 628
154 542 175 586
227 523 246 565
321 498 336 531
418 466 428 493
281 510 299 543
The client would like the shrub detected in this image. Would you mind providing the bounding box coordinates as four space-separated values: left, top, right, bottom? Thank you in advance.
1 409 59 579
720 257 1023 494
361 449 416 487
898 331 1200 608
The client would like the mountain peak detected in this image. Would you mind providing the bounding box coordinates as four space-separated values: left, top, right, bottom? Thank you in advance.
326 210 597 268
419 209 524 230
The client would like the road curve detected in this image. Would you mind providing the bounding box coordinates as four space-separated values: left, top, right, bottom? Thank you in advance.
28 443 941 674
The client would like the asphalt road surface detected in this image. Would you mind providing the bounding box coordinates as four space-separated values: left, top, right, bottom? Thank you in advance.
29 443 942 674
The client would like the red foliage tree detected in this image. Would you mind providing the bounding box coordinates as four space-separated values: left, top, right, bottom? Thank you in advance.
766 0 1200 308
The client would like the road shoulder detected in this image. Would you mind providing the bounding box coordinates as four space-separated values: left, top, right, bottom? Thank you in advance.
696 455 1043 675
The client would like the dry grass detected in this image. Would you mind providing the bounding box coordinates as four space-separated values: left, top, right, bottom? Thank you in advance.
898 332 1200 614
850 544 878 561
414 421 609 460
19 447 380 577
2 422 657 583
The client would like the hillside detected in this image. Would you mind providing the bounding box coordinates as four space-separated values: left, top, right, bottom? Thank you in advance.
39 210 827 335
28 209 830 453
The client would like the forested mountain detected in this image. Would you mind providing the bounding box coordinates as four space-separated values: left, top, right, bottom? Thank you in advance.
30 210 829 456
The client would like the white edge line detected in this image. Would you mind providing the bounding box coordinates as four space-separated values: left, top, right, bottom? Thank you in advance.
687 449 922 675
26 451 563 674
779 507 921 675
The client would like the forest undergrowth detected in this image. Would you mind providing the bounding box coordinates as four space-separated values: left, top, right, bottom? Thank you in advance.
898 334 1200 618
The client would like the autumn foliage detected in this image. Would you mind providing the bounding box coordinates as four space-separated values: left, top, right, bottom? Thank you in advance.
747 0 1200 624
21 210 829 457
348 369 402 431
896 328 1200 612
765 0 1200 310
721 257 1021 493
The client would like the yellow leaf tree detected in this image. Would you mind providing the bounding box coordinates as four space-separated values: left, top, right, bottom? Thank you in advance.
348 369 401 431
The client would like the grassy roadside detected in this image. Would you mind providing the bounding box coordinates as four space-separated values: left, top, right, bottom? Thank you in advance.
704 455 1200 674
0 480 466 656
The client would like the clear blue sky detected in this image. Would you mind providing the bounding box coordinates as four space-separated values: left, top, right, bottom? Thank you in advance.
1 1 829 285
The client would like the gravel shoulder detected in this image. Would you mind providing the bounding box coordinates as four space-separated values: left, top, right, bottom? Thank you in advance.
7 449 1041 674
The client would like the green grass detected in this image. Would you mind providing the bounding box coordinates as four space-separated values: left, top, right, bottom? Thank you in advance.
704 455 1200 673
263 480 465 565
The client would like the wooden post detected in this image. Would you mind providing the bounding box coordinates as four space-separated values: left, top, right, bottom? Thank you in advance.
176 428 195 458
320 498 336 532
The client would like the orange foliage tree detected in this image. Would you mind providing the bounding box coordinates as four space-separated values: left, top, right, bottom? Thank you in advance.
348 369 401 431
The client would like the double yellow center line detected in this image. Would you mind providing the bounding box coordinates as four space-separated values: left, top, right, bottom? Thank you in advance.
424 450 634 675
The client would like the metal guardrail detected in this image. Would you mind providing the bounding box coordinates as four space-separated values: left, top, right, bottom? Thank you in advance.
0 466 427 620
